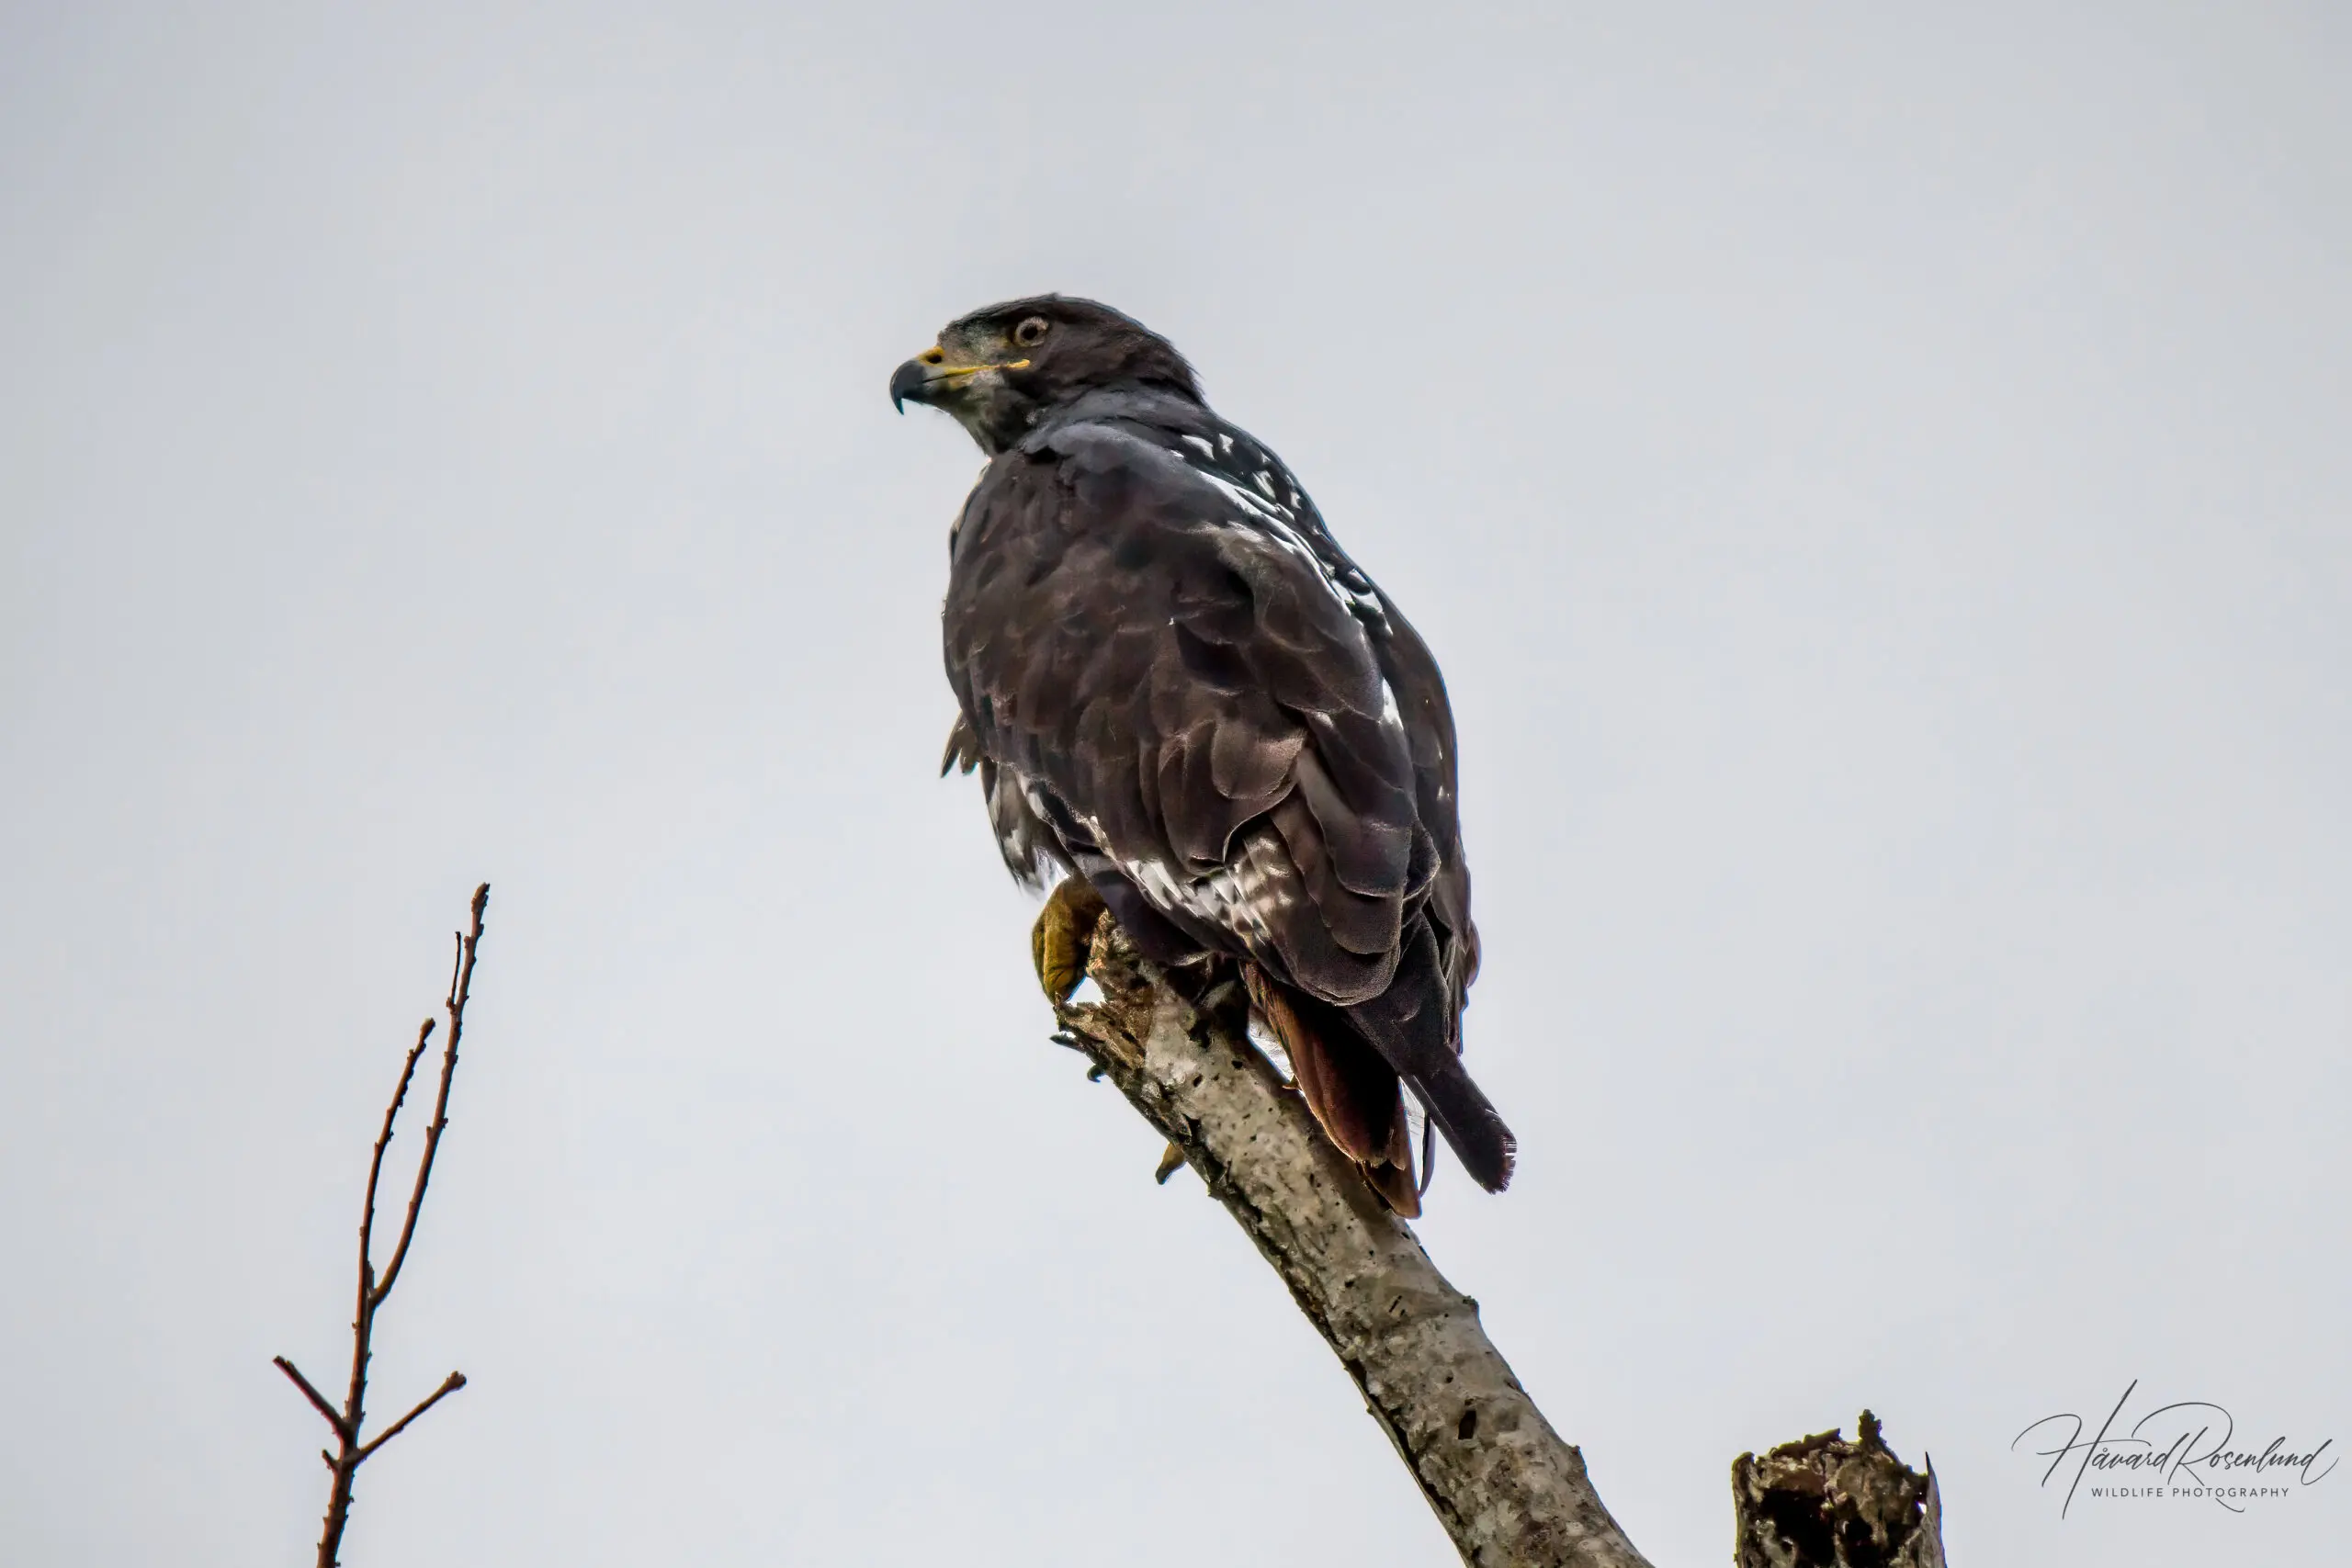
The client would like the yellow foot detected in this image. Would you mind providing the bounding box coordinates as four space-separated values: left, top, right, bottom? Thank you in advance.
1154 1142 1186 1184
1030 876 1109 1005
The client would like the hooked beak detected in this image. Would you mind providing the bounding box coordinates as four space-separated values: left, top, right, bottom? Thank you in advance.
888 356 936 413
889 348 1031 413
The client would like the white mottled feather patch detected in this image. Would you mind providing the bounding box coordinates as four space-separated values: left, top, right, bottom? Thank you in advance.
1117 834 1297 958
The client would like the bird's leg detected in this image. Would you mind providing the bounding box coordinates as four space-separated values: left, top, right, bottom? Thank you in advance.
1031 875 1109 1005
1034 884 1193 1186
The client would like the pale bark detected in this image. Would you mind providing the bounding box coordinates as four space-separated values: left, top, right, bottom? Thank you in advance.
1055 919 1950 1568
1054 921 1653 1568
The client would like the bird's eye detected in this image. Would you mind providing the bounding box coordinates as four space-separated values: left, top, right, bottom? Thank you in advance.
1012 316 1050 348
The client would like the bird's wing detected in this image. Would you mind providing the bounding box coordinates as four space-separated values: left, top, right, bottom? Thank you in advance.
944 420 1439 1004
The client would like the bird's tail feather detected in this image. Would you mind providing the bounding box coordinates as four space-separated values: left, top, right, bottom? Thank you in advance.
1324 919 1518 1195
1244 964 1419 1216
1405 1057 1517 1194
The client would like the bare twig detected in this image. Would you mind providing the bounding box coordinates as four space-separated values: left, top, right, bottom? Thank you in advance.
376 914 485 1303
356 1019 431 1314
276 884 491 1568
356 1371 469 1462
272 1356 348 1438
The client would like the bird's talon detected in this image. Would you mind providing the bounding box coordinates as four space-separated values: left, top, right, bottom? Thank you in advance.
1030 877 1109 1004
1153 1142 1186 1184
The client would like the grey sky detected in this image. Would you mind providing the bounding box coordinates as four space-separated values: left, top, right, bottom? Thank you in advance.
3 4 2345 1564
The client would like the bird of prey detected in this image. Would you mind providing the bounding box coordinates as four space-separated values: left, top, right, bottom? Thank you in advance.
892 296 1513 1215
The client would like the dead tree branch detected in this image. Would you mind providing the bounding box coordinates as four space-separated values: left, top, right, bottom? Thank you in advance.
1732 1412 1945 1568
275 883 490 1568
1051 917 1949 1568
1053 919 1652 1568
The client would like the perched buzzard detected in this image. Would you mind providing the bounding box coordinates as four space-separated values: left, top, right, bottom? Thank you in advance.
892 296 1513 1214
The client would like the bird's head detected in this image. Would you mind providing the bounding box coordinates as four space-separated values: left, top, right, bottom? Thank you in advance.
890 296 1200 453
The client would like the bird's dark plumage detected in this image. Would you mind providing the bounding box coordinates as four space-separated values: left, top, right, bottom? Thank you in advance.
898 296 1514 1205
